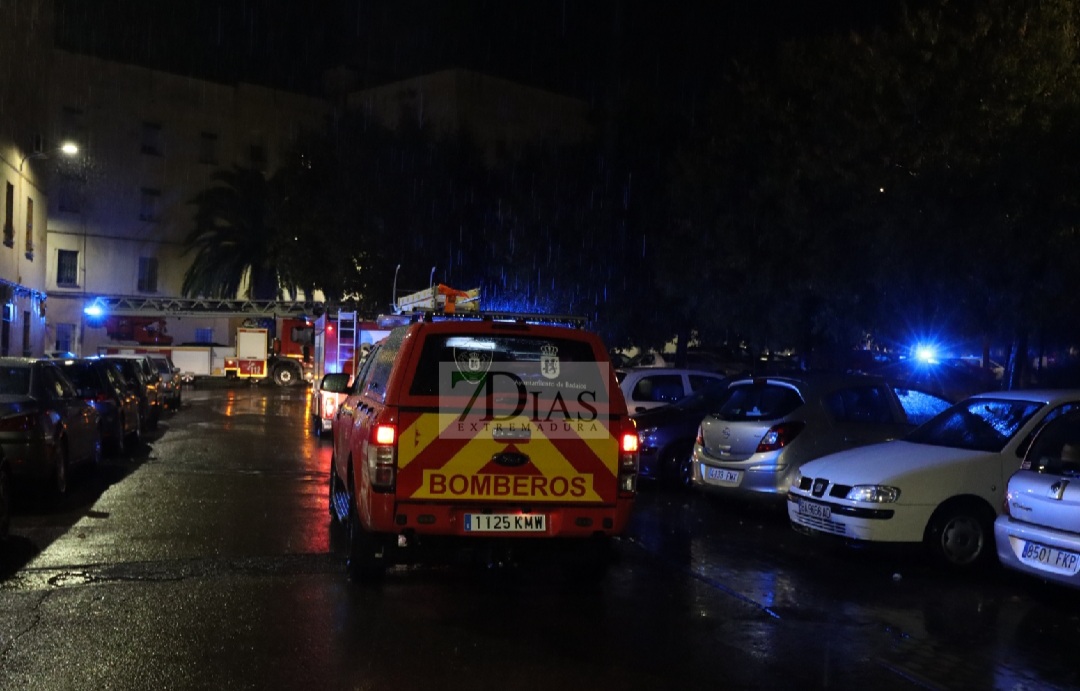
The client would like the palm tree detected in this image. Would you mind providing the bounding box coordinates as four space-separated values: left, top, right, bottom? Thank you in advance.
182 166 285 300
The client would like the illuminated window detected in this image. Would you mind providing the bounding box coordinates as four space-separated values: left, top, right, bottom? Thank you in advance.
56 323 75 353
57 249 78 287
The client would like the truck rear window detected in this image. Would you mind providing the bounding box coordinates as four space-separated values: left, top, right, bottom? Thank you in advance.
409 334 599 397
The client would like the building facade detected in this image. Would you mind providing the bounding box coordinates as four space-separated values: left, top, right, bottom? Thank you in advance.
2 4 591 358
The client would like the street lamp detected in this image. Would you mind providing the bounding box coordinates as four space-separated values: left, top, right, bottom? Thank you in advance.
392 263 401 312
19 140 78 172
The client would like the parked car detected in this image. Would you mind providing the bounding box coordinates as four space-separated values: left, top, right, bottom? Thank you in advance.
146 353 182 410
691 373 914 503
617 367 728 413
788 389 1080 569
57 358 142 454
101 355 162 431
626 348 753 376
0 357 101 498
633 378 732 485
995 409 1080 589
0 452 9 540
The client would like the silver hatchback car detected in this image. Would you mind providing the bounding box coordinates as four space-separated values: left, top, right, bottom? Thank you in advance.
690 374 914 502
996 409 1080 589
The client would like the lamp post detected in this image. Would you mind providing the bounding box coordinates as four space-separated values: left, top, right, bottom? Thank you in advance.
19 141 78 173
392 264 401 312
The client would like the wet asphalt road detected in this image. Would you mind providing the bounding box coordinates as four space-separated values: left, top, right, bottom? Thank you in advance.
1 385 1079 690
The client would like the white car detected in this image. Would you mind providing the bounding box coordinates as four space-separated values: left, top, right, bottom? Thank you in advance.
995 409 1080 589
787 389 1080 569
617 367 727 413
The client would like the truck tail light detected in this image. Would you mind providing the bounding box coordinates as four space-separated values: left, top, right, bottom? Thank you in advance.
756 422 805 453
618 420 639 496
368 422 397 490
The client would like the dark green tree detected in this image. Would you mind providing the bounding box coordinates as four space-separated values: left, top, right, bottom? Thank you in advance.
182 166 289 300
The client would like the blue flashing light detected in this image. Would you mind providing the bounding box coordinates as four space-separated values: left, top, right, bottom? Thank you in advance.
84 303 104 318
913 344 938 364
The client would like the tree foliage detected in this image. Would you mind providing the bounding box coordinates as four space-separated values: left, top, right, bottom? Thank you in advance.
182 0 1080 381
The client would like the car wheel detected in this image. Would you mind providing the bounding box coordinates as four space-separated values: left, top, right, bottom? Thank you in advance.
89 431 103 469
110 414 126 455
53 442 70 500
273 364 299 387
924 502 994 568
0 461 10 540
327 455 340 519
664 442 695 489
346 475 386 583
125 411 143 453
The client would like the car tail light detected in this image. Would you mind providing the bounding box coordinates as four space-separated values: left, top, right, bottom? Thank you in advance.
756 422 805 453
618 419 639 496
0 413 38 434
367 422 397 490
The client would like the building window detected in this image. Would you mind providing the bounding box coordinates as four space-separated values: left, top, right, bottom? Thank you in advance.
24 197 33 259
57 175 80 213
249 143 266 169
3 182 13 247
195 327 214 343
139 187 161 222
56 322 75 353
199 132 218 164
141 121 163 156
57 249 78 287
21 311 30 357
138 257 159 293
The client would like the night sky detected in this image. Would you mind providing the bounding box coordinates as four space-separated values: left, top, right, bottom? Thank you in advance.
52 0 890 101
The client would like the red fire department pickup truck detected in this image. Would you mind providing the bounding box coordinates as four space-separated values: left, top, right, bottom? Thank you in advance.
328 312 639 581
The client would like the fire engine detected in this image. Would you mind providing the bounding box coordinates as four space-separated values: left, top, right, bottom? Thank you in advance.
222 317 314 386
310 311 392 436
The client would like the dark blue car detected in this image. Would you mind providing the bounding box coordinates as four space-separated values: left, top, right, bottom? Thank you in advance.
633 378 731 486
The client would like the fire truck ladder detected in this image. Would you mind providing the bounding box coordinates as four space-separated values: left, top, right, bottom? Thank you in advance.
82 296 325 318
336 311 357 372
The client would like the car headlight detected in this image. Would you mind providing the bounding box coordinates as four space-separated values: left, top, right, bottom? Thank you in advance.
846 485 901 503
790 471 803 489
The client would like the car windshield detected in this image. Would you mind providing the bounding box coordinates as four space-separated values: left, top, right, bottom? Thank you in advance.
0 366 32 395
906 398 1044 452
1024 414 1080 477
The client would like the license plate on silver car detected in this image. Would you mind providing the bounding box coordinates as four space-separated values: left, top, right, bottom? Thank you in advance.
1020 540 1080 574
705 467 741 484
